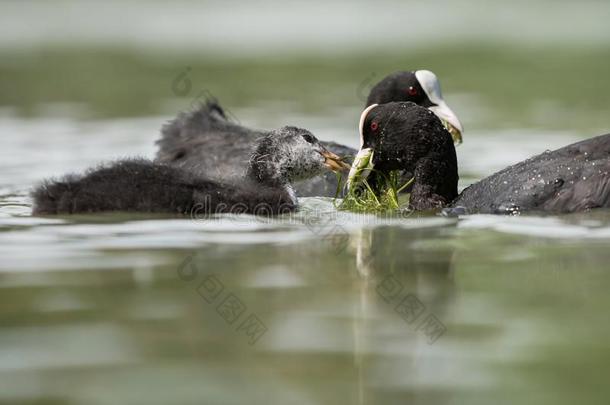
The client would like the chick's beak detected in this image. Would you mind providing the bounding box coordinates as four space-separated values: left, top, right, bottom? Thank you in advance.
320 149 350 172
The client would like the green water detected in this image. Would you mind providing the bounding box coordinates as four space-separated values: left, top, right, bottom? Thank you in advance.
1 211 610 404
2 37 610 405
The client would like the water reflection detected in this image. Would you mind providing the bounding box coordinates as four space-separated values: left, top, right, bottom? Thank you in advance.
345 224 456 404
2 203 610 403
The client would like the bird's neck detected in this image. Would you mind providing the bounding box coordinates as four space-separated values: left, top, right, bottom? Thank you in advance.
246 164 297 205
409 145 459 210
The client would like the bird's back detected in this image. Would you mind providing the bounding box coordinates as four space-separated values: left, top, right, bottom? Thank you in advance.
452 133 610 214
155 101 357 197
32 158 297 215
155 101 262 182
32 159 203 214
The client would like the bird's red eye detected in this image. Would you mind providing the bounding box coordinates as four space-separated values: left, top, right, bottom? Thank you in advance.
407 86 418 96
370 121 379 132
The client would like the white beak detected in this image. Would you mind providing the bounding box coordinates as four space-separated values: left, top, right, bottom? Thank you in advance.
415 70 463 144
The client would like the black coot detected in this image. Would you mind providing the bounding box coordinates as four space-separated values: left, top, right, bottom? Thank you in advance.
155 71 462 197
32 127 347 215
347 102 610 214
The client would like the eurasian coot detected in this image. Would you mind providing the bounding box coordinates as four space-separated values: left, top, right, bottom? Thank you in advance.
32 127 348 215
155 71 462 197
366 70 463 144
347 102 610 214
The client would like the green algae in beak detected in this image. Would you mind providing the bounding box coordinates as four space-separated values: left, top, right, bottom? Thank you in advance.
442 119 463 145
346 147 374 193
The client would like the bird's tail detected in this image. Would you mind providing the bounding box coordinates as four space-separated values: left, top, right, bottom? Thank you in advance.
155 97 237 163
31 178 76 215
202 97 228 121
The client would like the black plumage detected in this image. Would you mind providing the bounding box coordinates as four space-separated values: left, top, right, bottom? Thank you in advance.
155 71 461 197
452 135 610 213
350 102 610 214
367 71 434 107
155 101 354 197
32 159 296 215
33 127 346 216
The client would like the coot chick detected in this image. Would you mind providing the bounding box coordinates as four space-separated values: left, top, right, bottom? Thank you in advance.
347 102 610 214
155 71 462 197
32 127 348 215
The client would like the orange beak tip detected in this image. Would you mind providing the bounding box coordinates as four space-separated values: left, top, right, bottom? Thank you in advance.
320 150 350 172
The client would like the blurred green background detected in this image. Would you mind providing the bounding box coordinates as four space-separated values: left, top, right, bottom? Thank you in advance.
2 46 610 131
1 0 609 133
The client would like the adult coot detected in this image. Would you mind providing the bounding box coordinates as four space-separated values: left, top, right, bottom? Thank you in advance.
366 70 463 144
347 102 610 214
155 71 462 197
32 127 348 215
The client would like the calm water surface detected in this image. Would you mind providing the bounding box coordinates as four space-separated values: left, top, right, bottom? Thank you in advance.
1 104 609 405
